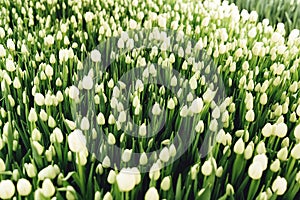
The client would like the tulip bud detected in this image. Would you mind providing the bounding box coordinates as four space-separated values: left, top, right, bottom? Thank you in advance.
24 163 37 178
17 178 32 196
270 159 280 172
0 180 15 199
122 149 132 162
234 138 245 154
139 152 148 165
201 160 213 176
144 187 159 200
272 176 287 195
277 147 288 161
248 161 263 180
159 147 170 162
161 176 171 191
190 98 203 114
107 170 116 184
103 192 113 200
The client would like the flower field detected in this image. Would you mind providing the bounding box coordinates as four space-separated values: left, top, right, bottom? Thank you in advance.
0 0 300 199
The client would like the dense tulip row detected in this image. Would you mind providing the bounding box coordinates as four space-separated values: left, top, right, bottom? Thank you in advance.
0 0 300 199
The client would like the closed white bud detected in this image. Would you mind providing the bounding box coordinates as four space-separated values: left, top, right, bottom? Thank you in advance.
53 127 63 143
24 163 37 178
140 152 148 165
167 98 175 110
190 98 203 114
42 178 55 198
68 129 86 153
149 163 160 180
244 143 254 160
169 144 176 157
262 123 273 137
152 103 162 115
234 138 245 154
97 112 105 125
116 169 136 192
65 119 76 130
17 178 32 196
216 166 223 177
245 110 255 122
82 75 93 90
275 122 287 138
272 176 287 195
48 115 56 128
108 114 115 124
107 170 116 184
260 93 268 105
122 149 132 162
159 147 170 162
0 180 15 199
33 141 44 155
161 176 171 191
291 143 300 159
13 77 21 89
270 159 280 172
201 160 213 176
28 108 38 122
107 133 116 145
248 161 263 180
145 187 159 200
118 111 126 123
139 123 147 136
277 147 288 161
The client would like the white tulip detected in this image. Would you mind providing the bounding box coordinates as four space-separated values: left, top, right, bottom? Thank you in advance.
34 93 45 106
129 19 137 29
159 147 170 162
139 123 147 137
28 108 38 122
102 156 111 168
107 170 116 184
0 180 15 199
103 192 113 200
38 165 59 180
116 169 136 192
248 161 263 180
67 129 86 153
42 178 55 198
17 178 32 196
253 154 268 170
24 163 37 178
275 122 287 138
234 138 245 154
145 187 159 200
190 98 203 114
0 158 5 172
80 117 90 130
270 159 280 172
97 112 105 125
291 143 300 159
262 123 273 137
122 149 132 162
201 160 213 176
6 59 15 72
107 133 116 145
69 86 79 100
245 110 255 122
139 152 148 165
272 176 287 195
84 11 94 22
152 103 162 115
91 49 101 62
82 75 93 90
